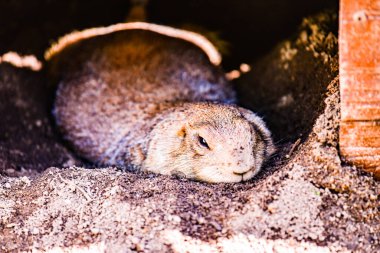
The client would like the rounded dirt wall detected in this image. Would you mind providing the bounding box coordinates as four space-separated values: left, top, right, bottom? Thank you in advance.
0 0 337 68
235 12 338 143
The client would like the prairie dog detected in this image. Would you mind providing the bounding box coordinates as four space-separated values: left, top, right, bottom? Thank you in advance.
49 23 274 183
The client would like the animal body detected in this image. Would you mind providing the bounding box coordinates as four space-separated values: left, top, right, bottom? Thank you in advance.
48 23 274 183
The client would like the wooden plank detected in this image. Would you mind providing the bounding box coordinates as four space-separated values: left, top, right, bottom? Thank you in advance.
339 18 380 70
340 4 380 121
340 71 380 120
340 122 380 148
340 72 380 121
339 0 380 178
340 122 380 177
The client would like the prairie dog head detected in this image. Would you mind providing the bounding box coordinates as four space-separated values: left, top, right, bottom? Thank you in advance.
143 103 275 183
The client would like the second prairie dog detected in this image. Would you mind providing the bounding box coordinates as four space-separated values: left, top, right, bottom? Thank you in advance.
49 24 275 183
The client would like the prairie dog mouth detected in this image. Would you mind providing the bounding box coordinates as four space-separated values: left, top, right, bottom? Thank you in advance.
242 169 256 182
193 166 256 183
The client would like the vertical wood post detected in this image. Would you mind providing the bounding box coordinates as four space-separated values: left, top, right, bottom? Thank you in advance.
339 0 380 178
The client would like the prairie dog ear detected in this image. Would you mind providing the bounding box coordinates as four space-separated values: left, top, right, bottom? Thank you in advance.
237 107 276 157
176 125 187 138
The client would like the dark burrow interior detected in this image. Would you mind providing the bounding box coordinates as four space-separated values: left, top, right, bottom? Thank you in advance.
0 0 338 174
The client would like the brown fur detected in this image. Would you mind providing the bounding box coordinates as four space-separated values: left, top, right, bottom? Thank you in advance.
49 28 274 183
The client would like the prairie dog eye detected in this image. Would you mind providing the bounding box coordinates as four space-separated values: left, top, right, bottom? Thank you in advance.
198 136 209 149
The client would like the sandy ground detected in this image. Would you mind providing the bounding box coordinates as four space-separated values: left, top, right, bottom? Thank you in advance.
0 11 379 253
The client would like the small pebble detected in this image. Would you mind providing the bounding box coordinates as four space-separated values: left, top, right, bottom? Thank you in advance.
172 215 181 223
20 176 31 186
130 236 139 244
31 228 39 235
135 243 144 251
210 221 222 231
6 223 16 228
90 228 100 234
197 217 206 224
369 194 377 201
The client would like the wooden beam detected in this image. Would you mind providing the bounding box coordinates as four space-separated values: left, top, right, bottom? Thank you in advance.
339 0 380 178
